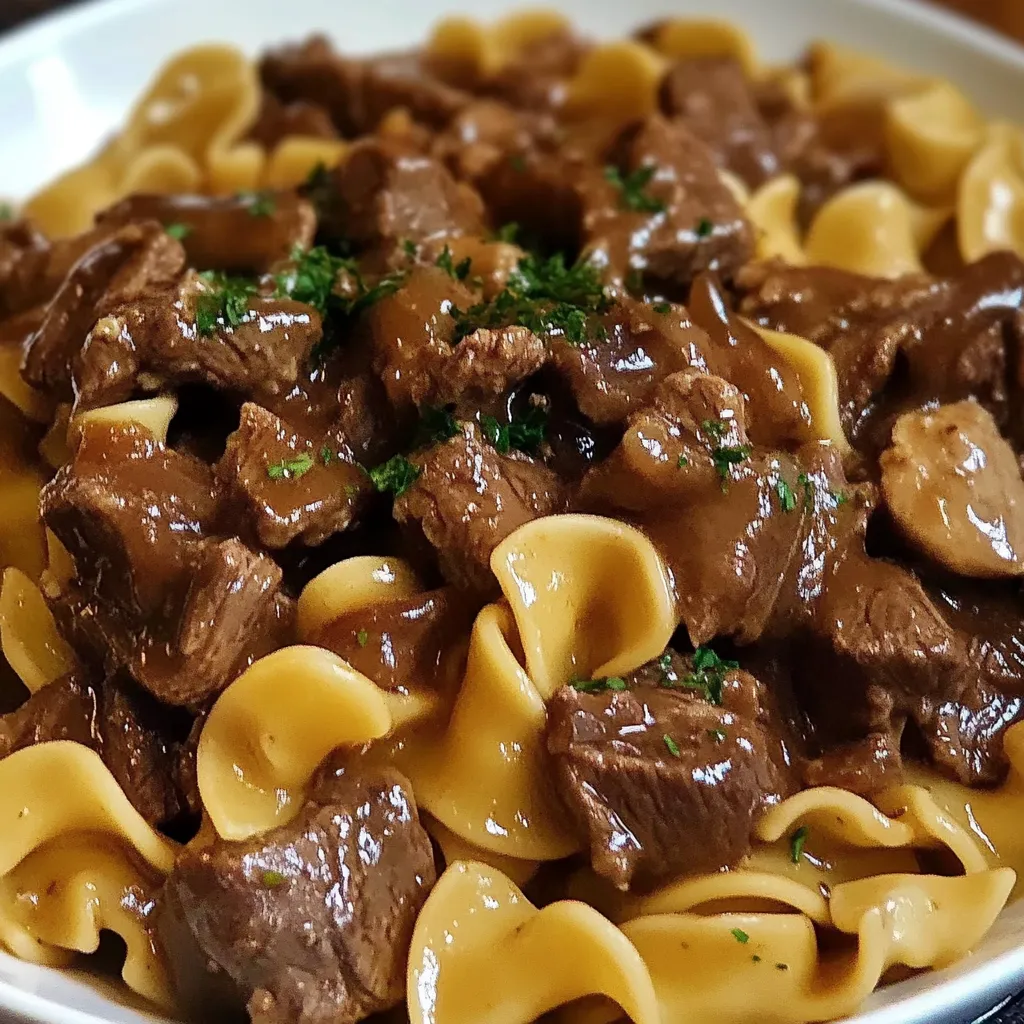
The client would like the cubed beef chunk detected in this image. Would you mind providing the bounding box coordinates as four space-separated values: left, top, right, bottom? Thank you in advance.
394 423 566 592
99 192 317 275
216 402 371 548
246 93 339 150
0 674 100 757
319 137 485 256
547 655 789 890
157 761 436 1024
583 115 754 289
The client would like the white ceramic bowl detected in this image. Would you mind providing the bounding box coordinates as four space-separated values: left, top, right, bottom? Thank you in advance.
3 0 1024 1021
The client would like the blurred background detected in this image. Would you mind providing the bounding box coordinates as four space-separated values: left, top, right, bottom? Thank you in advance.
1 0 1024 39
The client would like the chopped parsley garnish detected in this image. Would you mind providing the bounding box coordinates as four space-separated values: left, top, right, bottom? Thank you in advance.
796 472 848 510
833 491 849 506
677 454 689 468
604 164 666 214
165 222 191 240
712 444 753 485
708 729 726 743
0 203 12 221
571 676 628 693
357 628 369 648
321 445 335 465
731 928 749 944
417 405 460 446
368 455 420 498
436 245 472 281
696 217 714 238
451 253 611 347
402 239 418 257
195 272 257 335
775 478 797 513
679 646 738 706
663 734 682 758
653 302 671 314
480 405 548 456
240 190 276 217
275 245 357 317
267 453 314 480
495 222 519 243
261 869 286 888
348 269 408 316
790 825 809 864
702 418 728 441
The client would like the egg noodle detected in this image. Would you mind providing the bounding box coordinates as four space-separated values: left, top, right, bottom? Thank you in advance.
1 11 1023 1024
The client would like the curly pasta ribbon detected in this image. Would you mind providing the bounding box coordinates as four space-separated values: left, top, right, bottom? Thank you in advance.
0 568 78 693
425 817 539 888
0 402 47 582
74 393 179 446
958 124 1024 263
408 861 660 1024
647 18 758 75
747 175 806 265
197 645 405 840
490 514 676 700
0 347 50 424
564 42 666 125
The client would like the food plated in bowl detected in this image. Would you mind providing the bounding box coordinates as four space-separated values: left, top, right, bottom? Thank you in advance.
5 1 1024 1023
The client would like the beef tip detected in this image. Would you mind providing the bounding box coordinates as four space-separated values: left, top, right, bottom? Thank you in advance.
550 296 710 426
583 115 754 290
546 658 789 890
157 760 436 1024
246 92 339 150
881 401 1024 579
393 423 566 592
98 193 317 275
313 586 475 693
73 270 322 412
0 673 100 758
478 29 589 111
319 137 485 256
368 265 546 410
659 57 781 188
261 36 470 138
98 677 191 828
42 421 288 707
216 402 371 549
802 732 903 796
0 218 50 318
21 221 185 400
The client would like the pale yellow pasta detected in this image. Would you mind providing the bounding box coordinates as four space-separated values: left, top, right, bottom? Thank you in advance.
73 393 179 445
885 80 985 203
746 174 806 266
408 861 660 1024
37 403 72 471
0 568 78 693
563 42 666 125
197 645 397 840
747 323 851 452
647 18 758 76
0 835 173 1008
0 345 51 423
263 137 349 189
0 455 47 582
958 124 1024 262
804 181 949 278
297 554 422 641
809 41 927 108
426 817 539 888
490 514 676 699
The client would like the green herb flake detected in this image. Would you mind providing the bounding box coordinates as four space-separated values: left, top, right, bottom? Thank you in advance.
731 928 749 944
695 217 714 238
357 628 369 648
266 453 315 481
368 455 420 498
402 239 418 257
675 646 739 706
708 729 726 743
663 734 682 758
481 405 548 456
701 418 728 442
344 483 359 498
165 222 191 240
261 869 286 888
775 477 797 513
832 490 849 506
570 676 628 694
240 190 276 217
677 453 689 468
0 203 13 222
348 269 408 316
417 405 460 447
275 245 358 317
653 302 671 314
196 272 258 335
436 245 472 281
604 164 666 214
495 222 519 243
320 445 334 465
790 825 809 864
797 472 815 509
712 444 752 486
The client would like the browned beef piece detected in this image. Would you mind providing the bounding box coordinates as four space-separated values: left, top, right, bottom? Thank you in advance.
99 192 317 275
320 137 485 256
314 587 476 693
261 36 470 138
584 115 754 289
216 402 372 549
659 57 781 188
368 265 546 410
479 30 588 111
0 674 100 757
157 760 436 1024
550 296 711 426
42 422 288 707
802 733 904 796
0 219 50 318
21 221 185 400
547 657 789 890
246 92 339 150
394 424 566 592
73 270 322 412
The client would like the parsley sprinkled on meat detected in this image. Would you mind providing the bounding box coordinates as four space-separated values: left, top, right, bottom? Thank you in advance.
436 245 472 281
570 676 628 693
604 164 666 214
660 646 738 706
261 869 287 888
275 245 356 316
775 478 798 512
712 443 753 485
663 733 682 758
368 455 421 497
196 272 257 335
416 405 460 446
240 190 276 217
480 406 548 456
165 222 191 240
266 454 315 480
